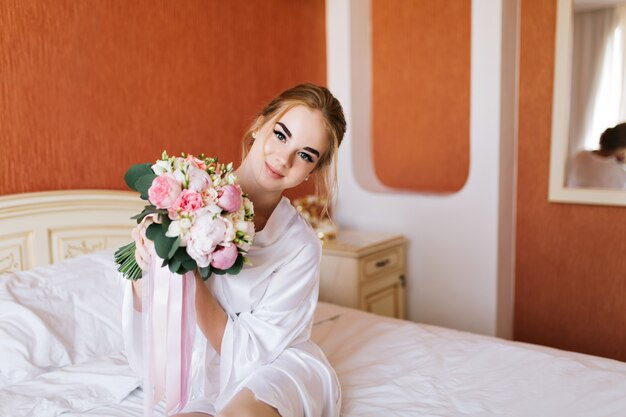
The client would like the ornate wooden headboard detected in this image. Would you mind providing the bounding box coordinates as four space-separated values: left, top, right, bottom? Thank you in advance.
0 190 144 274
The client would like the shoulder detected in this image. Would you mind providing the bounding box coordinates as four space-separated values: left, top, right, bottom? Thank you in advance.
287 211 322 259
573 150 591 163
274 200 322 267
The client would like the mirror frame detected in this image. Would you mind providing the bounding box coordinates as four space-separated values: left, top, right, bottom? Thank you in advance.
548 0 626 206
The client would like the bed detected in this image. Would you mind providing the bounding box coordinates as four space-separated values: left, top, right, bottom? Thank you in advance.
1 191 626 417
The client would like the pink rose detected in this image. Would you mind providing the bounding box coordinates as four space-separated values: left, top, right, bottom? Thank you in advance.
186 154 207 170
217 185 242 213
210 244 239 270
148 173 181 209
173 189 204 213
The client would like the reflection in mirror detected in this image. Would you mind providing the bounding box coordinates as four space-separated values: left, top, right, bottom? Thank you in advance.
566 0 626 190
549 0 626 206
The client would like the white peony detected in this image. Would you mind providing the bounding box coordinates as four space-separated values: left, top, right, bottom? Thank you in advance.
223 216 236 243
187 166 212 192
186 214 227 268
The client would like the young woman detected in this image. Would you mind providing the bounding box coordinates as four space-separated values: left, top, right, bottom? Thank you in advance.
124 83 346 417
566 122 626 190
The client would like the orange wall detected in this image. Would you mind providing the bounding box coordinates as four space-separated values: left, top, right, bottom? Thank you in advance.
0 0 324 199
372 0 470 192
516 0 626 361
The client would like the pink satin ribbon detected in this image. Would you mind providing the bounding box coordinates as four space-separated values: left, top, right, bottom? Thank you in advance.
143 251 196 416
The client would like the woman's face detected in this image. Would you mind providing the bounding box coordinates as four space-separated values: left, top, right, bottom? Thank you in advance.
248 105 329 192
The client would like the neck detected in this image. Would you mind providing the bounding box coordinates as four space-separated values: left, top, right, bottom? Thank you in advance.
234 162 282 224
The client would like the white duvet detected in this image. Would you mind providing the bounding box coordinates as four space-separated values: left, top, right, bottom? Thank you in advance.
1 251 625 417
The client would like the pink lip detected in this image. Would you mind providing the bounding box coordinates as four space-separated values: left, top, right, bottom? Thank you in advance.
265 162 284 179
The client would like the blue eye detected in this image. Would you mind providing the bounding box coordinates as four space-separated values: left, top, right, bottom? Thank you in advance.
298 152 314 163
273 130 286 142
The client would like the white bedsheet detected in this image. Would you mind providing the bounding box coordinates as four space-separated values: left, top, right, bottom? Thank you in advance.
312 303 626 417
1 251 625 417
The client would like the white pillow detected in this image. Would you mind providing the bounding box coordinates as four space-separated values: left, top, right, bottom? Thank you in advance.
0 250 124 387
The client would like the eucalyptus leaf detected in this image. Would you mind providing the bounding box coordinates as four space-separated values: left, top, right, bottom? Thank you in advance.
212 266 227 275
154 233 175 259
174 247 190 261
182 258 197 271
135 173 158 200
146 223 161 241
131 205 160 221
167 236 181 259
224 254 245 275
168 258 182 273
199 267 211 280
124 163 153 191
160 216 172 232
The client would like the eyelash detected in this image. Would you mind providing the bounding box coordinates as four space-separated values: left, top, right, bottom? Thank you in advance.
273 129 314 163
274 130 286 142
298 152 313 163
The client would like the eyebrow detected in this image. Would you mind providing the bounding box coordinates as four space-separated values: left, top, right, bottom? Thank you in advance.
304 147 320 158
277 122 292 138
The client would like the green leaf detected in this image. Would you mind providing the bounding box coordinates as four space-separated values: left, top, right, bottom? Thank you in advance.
160 216 172 232
211 265 227 275
124 163 153 191
199 267 211 280
131 205 160 222
224 253 245 275
173 247 190 261
154 233 176 259
167 236 181 259
135 173 158 200
176 264 188 275
168 258 182 273
182 258 197 271
146 223 161 241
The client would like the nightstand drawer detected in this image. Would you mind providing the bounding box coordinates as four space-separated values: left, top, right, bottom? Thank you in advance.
362 246 403 279
319 229 406 319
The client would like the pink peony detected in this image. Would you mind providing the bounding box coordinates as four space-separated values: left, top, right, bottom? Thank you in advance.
173 189 204 213
217 185 242 213
148 173 181 209
210 244 239 270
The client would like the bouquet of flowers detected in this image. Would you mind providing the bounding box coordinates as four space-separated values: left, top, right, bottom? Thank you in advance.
115 151 255 281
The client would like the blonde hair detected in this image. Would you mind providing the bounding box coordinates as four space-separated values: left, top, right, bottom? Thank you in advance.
241 83 346 217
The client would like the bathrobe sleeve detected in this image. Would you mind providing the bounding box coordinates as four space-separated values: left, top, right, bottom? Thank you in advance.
217 240 322 392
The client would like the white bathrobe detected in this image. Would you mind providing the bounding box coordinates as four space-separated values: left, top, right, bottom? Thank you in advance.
122 197 341 417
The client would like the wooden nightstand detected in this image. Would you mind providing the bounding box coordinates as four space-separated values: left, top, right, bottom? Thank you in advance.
319 229 407 319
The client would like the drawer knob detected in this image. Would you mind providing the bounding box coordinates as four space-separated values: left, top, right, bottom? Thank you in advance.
375 258 390 268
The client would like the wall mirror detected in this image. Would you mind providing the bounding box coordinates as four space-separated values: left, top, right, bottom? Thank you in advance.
549 0 626 206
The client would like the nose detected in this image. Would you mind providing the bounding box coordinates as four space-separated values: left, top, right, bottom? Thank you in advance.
275 148 294 169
